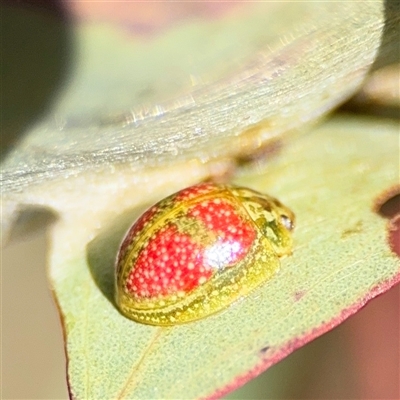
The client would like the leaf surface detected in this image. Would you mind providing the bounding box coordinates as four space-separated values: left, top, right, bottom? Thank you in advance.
2 2 391 197
49 116 399 399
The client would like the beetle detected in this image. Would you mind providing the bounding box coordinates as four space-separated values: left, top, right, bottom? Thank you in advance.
115 183 295 326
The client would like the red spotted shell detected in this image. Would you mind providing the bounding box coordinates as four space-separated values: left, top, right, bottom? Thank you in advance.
116 183 294 325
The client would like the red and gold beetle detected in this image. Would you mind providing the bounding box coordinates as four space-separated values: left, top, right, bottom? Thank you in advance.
115 183 295 326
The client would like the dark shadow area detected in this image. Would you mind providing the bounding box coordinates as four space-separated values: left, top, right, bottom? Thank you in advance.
377 193 400 219
374 185 400 257
7 205 58 243
339 1 400 119
374 185 400 219
1 1 73 158
86 205 151 306
372 0 400 70
340 101 400 120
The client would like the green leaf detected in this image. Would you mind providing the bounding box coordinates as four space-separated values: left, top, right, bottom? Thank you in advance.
2 2 392 198
49 116 399 399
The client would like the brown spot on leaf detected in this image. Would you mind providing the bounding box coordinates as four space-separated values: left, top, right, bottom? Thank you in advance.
259 346 270 355
374 186 400 258
374 186 400 219
341 220 363 238
294 290 306 301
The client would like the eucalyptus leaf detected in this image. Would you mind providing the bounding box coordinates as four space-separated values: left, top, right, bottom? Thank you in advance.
2 2 395 203
50 116 399 399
